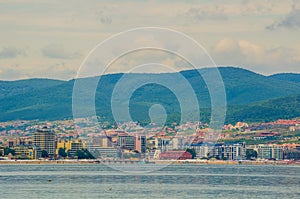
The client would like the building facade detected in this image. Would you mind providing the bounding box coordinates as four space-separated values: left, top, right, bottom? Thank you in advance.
118 135 135 150
33 127 55 157
85 144 118 158
135 135 146 153
221 143 246 160
56 139 85 157
255 144 284 160
160 150 192 160
190 142 246 160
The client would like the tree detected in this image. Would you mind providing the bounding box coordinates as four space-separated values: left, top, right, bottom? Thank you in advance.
4 147 15 156
75 150 85 159
75 149 95 159
186 148 196 159
58 148 67 158
83 149 95 159
41 150 49 158
246 149 257 160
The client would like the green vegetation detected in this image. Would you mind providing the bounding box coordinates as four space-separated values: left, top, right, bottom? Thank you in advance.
58 148 67 158
0 67 299 123
226 95 300 123
4 147 15 156
75 149 95 159
246 149 258 160
41 150 49 158
269 73 300 84
186 148 196 159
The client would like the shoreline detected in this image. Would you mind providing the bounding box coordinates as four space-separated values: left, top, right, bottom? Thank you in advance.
1 159 300 166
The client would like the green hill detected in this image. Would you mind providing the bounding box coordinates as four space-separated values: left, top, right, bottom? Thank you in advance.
269 73 300 84
0 78 64 98
0 67 299 123
226 94 300 123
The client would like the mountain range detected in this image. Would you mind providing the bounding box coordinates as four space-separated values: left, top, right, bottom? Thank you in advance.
0 67 299 124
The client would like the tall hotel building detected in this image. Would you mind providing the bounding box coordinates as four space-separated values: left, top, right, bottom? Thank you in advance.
33 126 56 156
135 135 146 153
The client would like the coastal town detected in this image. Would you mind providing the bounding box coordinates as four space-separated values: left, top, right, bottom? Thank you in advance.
0 118 299 164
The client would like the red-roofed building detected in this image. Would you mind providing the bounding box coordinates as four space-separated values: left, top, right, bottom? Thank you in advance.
160 150 192 160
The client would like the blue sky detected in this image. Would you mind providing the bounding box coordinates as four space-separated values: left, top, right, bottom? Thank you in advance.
0 0 299 80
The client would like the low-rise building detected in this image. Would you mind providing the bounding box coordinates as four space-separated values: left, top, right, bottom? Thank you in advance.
11 146 36 159
87 146 118 158
160 150 192 160
56 139 85 157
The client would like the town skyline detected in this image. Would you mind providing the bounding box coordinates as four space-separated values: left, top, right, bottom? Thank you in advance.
1 118 300 161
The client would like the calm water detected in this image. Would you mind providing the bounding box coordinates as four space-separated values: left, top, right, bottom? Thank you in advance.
1 164 299 198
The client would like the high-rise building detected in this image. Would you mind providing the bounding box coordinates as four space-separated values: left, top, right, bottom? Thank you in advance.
221 143 246 160
190 142 246 160
255 144 283 160
33 127 55 157
135 135 146 153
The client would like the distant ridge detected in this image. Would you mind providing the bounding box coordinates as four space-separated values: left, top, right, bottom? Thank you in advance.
0 79 64 98
269 73 300 84
0 67 299 123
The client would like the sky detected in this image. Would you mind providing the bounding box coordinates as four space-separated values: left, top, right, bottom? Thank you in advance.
0 0 299 80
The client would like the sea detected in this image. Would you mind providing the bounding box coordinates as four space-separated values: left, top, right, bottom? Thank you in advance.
1 164 299 199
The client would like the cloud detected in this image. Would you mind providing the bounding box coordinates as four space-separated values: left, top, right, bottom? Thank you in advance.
183 7 228 22
213 38 267 65
214 38 239 53
266 9 300 30
42 44 80 59
213 38 300 73
0 0 299 79
238 40 264 62
0 47 24 59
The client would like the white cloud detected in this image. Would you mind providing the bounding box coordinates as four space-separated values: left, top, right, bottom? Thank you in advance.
213 38 300 74
214 38 239 53
238 40 264 63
